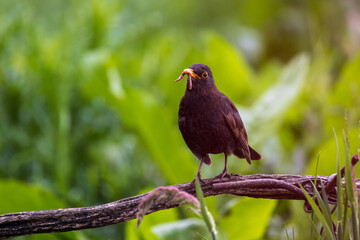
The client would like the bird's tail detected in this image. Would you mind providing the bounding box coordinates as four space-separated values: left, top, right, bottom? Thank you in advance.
202 154 212 166
233 146 262 165
249 146 262 160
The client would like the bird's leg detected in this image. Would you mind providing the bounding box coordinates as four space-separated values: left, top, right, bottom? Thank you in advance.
220 153 231 180
214 153 231 181
191 161 205 185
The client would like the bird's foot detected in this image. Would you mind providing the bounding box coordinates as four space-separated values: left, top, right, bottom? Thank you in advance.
191 175 206 186
230 173 240 178
213 170 231 182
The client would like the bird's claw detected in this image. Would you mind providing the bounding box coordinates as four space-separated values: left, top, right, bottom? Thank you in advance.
191 175 206 186
214 171 231 181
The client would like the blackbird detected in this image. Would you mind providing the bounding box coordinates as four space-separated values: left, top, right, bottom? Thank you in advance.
175 63 262 182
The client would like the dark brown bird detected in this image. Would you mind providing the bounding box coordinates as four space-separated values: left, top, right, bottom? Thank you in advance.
175 63 262 182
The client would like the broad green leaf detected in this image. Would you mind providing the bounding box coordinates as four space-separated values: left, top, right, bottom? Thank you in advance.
326 51 360 134
151 219 209 240
126 206 178 240
330 51 360 108
0 180 64 213
219 197 277 240
81 67 197 184
0 180 81 240
201 32 252 102
115 89 196 184
307 128 360 177
240 53 309 145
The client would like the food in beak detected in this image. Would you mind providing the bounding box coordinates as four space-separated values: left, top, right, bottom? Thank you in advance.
174 68 200 90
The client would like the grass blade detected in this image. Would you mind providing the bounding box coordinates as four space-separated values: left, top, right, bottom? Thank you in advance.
196 177 217 240
343 131 360 240
311 152 321 239
313 181 335 237
300 184 336 240
285 225 290 240
320 181 332 220
334 129 344 240
293 226 295 240
308 216 323 239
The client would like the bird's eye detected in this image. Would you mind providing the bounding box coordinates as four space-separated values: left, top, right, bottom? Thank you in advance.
202 72 208 78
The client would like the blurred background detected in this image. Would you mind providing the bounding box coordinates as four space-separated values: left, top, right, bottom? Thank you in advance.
1 0 360 239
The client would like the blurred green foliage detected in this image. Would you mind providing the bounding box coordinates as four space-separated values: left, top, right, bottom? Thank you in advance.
0 0 360 239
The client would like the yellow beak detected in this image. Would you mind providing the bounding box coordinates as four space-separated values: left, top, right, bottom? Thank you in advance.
183 69 200 79
174 68 200 91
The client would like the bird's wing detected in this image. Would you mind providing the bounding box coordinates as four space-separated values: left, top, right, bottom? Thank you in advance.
221 97 251 163
228 100 248 140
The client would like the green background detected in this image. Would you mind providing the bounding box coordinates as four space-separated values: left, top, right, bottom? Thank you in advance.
1 0 360 239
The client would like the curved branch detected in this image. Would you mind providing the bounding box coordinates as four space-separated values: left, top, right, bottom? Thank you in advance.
0 154 359 239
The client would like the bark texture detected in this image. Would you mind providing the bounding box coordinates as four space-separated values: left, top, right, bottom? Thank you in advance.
0 155 360 239
0 154 359 239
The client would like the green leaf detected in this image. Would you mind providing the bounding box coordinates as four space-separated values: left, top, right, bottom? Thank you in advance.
330 52 360 108
196 177 217 240
0 180 64 213
241 53 309 144
300 185 335 240
151 218 209 240
285 226 290 240
308 216 323 240
219 197 277 240
308 128 360 177
343 131 360 240
115 89 196 184
334 129 344 235
0 180 81 240
126 206 177 240
201 32 252 101
317 181 335 236
343 131 356 204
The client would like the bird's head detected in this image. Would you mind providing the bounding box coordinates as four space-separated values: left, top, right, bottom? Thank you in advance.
175 63 214 91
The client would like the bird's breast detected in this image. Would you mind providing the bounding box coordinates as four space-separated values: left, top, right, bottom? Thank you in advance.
178 93 236 154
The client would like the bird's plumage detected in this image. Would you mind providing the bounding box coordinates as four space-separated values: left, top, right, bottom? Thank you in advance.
176 63 261 181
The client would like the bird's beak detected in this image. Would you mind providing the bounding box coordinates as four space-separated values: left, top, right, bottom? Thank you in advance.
183 69 199 79
174 68 200 91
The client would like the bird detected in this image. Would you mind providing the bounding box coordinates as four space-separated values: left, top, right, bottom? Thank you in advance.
175 63 262 182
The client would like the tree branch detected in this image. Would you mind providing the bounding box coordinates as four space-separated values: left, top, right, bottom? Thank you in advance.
0 154 359 239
